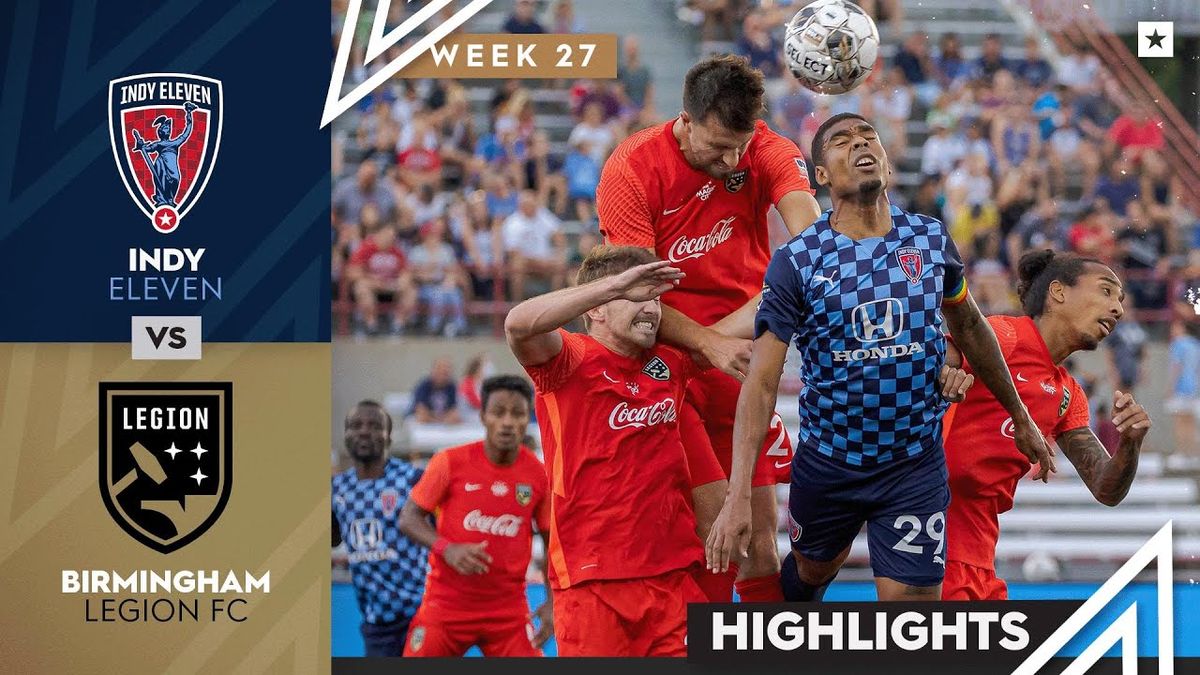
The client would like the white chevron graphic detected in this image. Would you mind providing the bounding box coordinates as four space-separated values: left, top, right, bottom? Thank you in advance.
322 0 495 127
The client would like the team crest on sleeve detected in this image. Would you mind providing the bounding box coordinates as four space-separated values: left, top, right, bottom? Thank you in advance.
724 169 748 193
794 157 808 176
895 247 924 284
108 73 223 234
516 483 532 507
379 488 399 517
642 356 671 381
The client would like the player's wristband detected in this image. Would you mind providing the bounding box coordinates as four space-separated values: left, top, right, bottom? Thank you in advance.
432 538 450 559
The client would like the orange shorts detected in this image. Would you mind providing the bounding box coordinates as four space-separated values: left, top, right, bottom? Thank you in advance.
942 561 1008 601
680 370 793 489
403 605 541 657
553 567 707 657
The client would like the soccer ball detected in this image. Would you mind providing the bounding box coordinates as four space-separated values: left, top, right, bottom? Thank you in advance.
784 0 880 95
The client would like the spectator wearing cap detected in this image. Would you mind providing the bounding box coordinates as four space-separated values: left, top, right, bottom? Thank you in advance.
502 190 567 300
409 218 469 337
503 0 546 34
346 224 417 337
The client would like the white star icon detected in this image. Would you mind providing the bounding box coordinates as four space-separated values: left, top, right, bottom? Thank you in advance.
158 211 174 228
191 443 208 459
190 469 207 484
164 443 182 459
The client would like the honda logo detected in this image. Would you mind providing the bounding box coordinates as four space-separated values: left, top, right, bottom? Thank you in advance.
851 299 904 343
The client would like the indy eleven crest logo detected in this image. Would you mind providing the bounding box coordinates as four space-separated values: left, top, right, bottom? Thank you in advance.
108 73 223 234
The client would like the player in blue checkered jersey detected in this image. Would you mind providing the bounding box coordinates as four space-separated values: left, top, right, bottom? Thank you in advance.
332 400 428 656
706 113 1055 601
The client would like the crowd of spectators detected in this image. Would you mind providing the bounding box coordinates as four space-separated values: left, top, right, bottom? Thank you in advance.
331 0 656 337
333 0 1199 356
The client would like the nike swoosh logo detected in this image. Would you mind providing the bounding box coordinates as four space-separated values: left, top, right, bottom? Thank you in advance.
774 460 791 469
662 205 685 215
1016 373 1028 382
602 371 619 383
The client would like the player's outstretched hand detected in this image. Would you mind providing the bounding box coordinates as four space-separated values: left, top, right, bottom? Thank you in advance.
530 601 554 649
1012 415 1056 482
938 365 974 403
608 260 685 302
695 332 752 382
705 496 751 574
1112 390 1151 443
443 541 492 575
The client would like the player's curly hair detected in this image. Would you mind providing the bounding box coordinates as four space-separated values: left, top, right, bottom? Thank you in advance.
1016 249 1108 318
683 54 765 132
481 375 533 411
576 246 662 329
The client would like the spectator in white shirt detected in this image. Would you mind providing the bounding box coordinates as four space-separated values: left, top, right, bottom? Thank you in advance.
568 102 616 165
502 190 567 300
921 118 967 178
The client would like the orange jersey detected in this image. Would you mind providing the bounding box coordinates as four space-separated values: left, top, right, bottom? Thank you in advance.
597 119 813 326
409 441 548 617
523 330 705 590
942 315 1091 569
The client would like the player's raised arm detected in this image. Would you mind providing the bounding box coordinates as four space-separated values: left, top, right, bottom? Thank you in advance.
504 255 684 366
942 291 1056 480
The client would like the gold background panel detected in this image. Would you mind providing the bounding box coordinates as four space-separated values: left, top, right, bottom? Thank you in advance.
0 344 331 675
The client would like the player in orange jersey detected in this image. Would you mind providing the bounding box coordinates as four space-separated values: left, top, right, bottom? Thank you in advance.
597 54 822 602
398 375 551 656
505 245 706 656
941 250 1151 600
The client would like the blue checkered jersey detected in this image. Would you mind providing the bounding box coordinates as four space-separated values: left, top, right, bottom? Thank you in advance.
332 458 427 624
756 205 967 466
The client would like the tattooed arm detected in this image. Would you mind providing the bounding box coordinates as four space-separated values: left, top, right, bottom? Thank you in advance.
1057 390 1150 507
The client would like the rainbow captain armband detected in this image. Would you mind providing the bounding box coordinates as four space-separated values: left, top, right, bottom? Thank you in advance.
944 277 968 305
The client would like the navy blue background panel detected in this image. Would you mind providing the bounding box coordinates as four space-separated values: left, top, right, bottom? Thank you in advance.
0 0 330 342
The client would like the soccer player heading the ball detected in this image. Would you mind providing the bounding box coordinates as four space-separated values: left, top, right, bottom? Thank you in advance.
708 113 1055 601
942 251 1149 601
505 246 707 656
598 54 822 604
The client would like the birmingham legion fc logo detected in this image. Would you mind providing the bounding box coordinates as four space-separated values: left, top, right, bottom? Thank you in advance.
108 73 223 234
99 382 233 553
